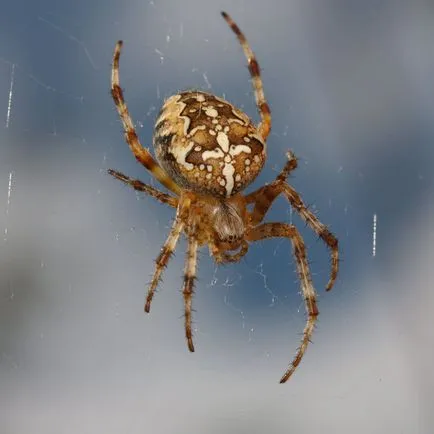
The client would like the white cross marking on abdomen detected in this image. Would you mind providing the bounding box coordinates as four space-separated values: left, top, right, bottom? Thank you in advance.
202 131 252 196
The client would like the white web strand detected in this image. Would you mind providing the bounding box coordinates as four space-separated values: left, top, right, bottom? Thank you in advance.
4 171 14 242
37 16 97 70
255 262 278 307
5 63 15 128
372 213 377 257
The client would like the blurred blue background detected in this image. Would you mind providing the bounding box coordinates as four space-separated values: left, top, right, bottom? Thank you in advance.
0 0 432 433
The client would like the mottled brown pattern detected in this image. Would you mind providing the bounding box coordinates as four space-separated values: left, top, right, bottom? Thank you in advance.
154 91 265 197
108 12 339 383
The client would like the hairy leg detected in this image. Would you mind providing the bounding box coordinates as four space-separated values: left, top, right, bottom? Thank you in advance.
245 151 298 225
108 169 178 207
246 152 339 291
145 209 185 313
183 235 198 352
282 184 338 291
221 12 271 140
247 222 318 383
111 41 181 195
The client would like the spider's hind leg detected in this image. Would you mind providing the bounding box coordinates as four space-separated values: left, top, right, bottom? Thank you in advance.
108 169 178 207
111 41 181 195
221 11 271 140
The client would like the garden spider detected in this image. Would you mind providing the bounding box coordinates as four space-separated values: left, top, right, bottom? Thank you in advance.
109 11 339 383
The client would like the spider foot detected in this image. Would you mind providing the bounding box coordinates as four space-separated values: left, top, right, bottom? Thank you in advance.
187 337 195 352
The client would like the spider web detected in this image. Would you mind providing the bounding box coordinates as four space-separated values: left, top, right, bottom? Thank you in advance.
0 1 433 433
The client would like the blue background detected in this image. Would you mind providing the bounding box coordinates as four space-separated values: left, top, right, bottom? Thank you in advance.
1 0 432 432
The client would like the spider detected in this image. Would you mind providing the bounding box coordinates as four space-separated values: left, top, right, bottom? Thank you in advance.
108 11 339 383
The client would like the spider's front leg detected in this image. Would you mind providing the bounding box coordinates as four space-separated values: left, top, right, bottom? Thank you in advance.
144 196 192 312
183 233 198 352
246 222 318 383
283 182 339 291
145 215 184 313
246 152 339 292
245 151 298 225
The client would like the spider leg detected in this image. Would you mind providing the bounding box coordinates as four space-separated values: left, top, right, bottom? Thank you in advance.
145 214 184 313
183 234 198 352
245 151 298 225
108 169 178 207
221 12 271 140
246 152 339 291
111 41 181 195
281 183 338 291
246 222 318 383
274 150 298 183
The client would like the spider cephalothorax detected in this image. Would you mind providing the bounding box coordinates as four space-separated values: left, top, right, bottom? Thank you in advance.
109 11 339 383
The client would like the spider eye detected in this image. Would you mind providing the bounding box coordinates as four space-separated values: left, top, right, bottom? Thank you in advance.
154 91 266 198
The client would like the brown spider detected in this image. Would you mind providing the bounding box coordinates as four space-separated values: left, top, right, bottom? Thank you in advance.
108 11 339 383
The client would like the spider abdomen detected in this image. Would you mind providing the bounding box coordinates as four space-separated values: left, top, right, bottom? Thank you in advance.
153 91 266 197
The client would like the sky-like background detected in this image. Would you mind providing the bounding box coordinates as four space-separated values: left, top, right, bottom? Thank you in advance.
1 1 433 433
